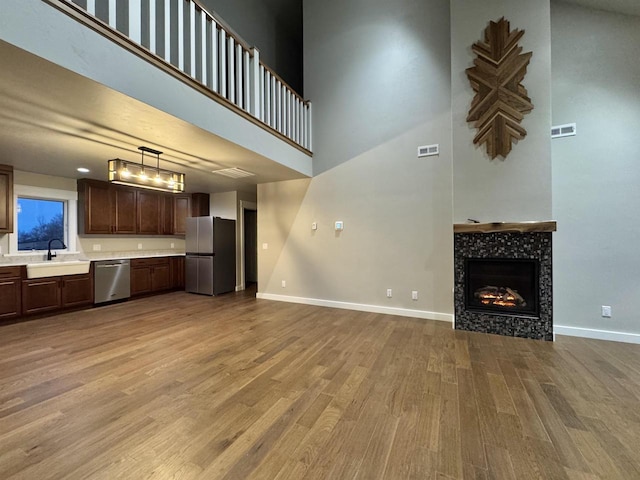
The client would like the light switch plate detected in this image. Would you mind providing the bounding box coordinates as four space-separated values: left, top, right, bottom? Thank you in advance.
335 221 344 231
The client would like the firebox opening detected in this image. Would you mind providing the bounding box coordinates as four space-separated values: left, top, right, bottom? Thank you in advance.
464 258 539 317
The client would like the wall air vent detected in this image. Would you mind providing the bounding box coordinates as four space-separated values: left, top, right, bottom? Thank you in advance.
212 167 255 178
418 144 439 157
551 123 577 139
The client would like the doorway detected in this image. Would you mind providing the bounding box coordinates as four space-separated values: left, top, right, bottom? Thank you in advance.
244 208 257 288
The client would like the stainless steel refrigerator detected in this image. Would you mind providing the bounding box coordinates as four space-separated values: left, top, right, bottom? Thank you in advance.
185 216 236 295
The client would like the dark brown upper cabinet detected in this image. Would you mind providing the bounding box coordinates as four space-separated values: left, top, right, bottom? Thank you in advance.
78 179 191 236
0 165 14 234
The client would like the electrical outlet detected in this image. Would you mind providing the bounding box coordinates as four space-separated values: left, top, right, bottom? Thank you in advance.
386 288 392 298
282 280 286 288
137 243 143 250
602 305 612 318
262 243 269 250
170 242 175 249
311 222 318 230
412 291 418 300
92 244 101 251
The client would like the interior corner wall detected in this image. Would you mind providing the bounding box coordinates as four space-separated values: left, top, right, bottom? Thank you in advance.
451 0 553 223
256 0 454 319
551 2 640 338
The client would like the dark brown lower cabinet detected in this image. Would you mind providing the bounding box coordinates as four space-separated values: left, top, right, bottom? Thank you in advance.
22 278 62 315
0 279 21 319
61 274 94 308
22 272 93 316
170 256 185 289
131 257 172 296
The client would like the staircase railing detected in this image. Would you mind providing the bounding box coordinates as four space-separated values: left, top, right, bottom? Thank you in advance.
47 0 312 153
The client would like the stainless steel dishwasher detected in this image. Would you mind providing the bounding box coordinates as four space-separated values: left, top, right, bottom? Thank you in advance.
94 259 131 304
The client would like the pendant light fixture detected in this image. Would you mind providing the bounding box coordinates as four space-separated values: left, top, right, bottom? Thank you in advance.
108 146 185 193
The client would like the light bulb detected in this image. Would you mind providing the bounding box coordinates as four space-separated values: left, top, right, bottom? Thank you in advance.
154 174 163 184
121 166 130 178
139 168 147 180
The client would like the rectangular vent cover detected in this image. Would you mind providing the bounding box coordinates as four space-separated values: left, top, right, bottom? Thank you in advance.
551 123 577 139
418 144 439 157
212 167 255 178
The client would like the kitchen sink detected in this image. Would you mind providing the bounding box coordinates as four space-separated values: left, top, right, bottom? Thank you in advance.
26 260 91 279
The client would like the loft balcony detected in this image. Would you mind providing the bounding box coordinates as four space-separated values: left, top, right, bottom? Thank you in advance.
0 0 312 192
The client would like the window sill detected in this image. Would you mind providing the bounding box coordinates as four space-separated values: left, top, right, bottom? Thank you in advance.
4 251 82 258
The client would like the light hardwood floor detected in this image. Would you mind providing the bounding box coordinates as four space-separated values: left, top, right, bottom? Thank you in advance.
1 290 640 479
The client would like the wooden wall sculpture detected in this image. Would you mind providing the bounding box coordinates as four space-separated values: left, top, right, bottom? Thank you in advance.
466 18 533 159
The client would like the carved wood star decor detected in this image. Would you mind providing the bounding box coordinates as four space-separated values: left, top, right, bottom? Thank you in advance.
466 17 533 159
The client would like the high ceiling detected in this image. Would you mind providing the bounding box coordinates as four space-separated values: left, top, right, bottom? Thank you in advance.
563 0 640 17
0 40 307 194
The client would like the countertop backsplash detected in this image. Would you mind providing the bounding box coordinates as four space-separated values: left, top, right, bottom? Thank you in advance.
0 249 185 266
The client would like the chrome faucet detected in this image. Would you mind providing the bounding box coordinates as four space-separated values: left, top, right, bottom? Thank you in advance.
47 238 67 261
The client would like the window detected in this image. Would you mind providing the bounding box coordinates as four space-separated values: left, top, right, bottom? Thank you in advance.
9 184 77 256
17 198 66 251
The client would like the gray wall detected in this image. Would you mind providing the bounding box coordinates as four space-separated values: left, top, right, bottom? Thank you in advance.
451 0 553 222
257 0 454 319
551 2 640 336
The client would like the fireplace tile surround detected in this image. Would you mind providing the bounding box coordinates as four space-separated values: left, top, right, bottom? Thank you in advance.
453 222 556 341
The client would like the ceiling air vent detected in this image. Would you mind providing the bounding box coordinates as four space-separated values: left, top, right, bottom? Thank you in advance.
418 144 439 157
212 167 255 179
551 123 576 139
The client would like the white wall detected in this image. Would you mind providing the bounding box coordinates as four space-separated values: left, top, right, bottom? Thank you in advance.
451 0 553 222
551 2 640 340
257 0 454 320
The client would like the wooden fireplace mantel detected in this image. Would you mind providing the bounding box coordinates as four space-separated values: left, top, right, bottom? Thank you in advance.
453 221 557 234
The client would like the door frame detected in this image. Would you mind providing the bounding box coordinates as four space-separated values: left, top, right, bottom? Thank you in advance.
238 200 257 291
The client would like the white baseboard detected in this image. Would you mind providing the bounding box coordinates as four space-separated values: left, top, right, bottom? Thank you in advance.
255 292 453 323
554 325 640 345
235 285 243 292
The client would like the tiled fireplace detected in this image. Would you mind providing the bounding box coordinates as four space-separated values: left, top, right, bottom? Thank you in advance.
453 222 556 341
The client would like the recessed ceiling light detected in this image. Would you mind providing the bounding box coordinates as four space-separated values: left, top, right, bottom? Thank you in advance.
77 167 90 173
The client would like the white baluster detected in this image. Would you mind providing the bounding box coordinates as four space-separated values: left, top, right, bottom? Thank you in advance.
270 75 276 128
177 0 184 70
164 0 171 63
277 80 282 133
129 2 141 44
243 50 250 112
219 28 226 97
149 0 156 54
259 64 265 121
302 102 307 148
307 101 313 151
264 71 271 126
108 0 116 29
201 11 207 85
86 0 96 16
228 37 235 103
189 2 196 77
235 44 242 108
210 20 218 92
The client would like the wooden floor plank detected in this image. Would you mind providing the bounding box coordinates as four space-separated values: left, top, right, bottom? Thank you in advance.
1 290 640 479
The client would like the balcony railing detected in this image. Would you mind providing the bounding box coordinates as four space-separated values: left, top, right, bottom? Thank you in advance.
46 0 312 153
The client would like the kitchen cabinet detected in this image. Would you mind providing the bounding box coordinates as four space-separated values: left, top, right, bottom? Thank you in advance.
190 193 210 217
174 196 189 235
0 266 22 319
78 179 136 234
22 278 61 315
22 270 93 315
137 190 161 235
0 164 14 233
170 256 185 289
131 257 171 296
61 272 93 308
78 179 191 236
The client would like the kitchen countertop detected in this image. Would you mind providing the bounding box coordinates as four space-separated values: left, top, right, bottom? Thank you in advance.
0 250 186 266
